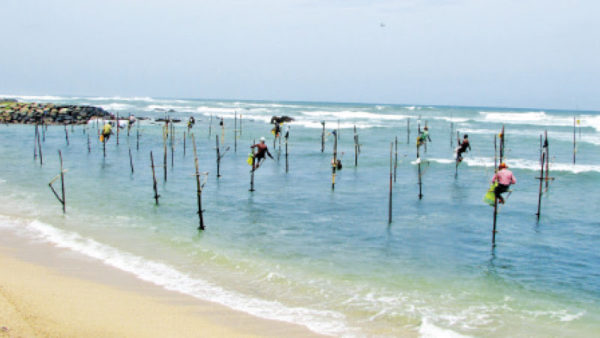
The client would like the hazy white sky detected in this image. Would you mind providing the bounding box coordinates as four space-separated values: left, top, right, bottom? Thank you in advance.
1 0 599 110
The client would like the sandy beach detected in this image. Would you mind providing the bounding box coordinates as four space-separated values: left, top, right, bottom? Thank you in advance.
0 228 320 338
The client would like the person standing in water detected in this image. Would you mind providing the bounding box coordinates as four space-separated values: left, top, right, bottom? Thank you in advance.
250 137 273 170
187 116 195 129
456 134 471 162
491 162 516 204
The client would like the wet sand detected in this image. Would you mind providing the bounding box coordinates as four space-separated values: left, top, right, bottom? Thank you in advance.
0 228 321 337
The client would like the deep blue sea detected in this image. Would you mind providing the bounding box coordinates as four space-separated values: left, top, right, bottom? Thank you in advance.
1 95 599 337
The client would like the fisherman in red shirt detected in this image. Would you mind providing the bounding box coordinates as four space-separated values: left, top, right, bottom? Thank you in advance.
250 137 273 170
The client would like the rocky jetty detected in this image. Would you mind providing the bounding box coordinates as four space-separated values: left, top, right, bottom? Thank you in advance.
0 100 111 125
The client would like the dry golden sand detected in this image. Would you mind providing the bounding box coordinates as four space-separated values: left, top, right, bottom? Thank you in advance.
0 234 321 338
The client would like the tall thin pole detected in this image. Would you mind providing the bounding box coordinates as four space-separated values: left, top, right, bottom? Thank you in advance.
183 131 187 157
116 114 119 146
191 134 205 230
37 126 43 165
321 121 325 153
136 126 140 151
250 139 256 192
208 114 212 138
331 130 338 190
353 125 359 166
129 147 134 174
220 117 224 145
150 151 159 205
234 112 237 152
59 150 65 214
171 126 174 168
285 128 289 173
64 125 70 146
388 141 393 223
492 135 497 246
216 135 221 178
494 134 498 171
163 129 168 182
87 133 91 153
499 125 505 164
536 149 545 221
239 114 242 136
407 119 410 144
394 136 398 183
34 124 39 159
544 130 549 190
417 142 423 200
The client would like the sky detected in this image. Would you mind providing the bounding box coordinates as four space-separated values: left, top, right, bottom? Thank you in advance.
1 0 599 110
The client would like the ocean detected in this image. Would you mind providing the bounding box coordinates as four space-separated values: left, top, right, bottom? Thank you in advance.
0 95 599 337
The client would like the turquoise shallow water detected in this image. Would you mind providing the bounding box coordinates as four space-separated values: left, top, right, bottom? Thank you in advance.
0 95 599 336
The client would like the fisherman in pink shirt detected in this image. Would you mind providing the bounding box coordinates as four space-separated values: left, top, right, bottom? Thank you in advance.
491 163 516 204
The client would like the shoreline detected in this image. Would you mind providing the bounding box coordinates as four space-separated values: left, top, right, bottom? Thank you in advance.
0 224 322 337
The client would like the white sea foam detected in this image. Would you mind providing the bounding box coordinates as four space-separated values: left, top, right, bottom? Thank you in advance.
480 111 600 131
422 157 600 174
302 110 411 121
145 104 195 112
0 216 349 336
99 103 133 111
419 318 471 338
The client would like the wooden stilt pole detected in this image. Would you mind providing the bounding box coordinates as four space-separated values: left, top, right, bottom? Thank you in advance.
42 120 46 142
285 127 289 173
394 136 398 183
64 125 69 146
87 133 91 153
499 125 505 164
239 114 242 136
417 142 423 200
536 148 545 221
455 131 460 178
353 125 358 166
388 141 393 223
129 147 134 174
116 114 119 146
220 117 224 145
37 126 43 166
48 150 66 213
171 127 175 168
492 135 498 246
59 150 66 213
183 131 186 157
150 151 160 205
103 136 106 158
34 125 39 159
163 130 168 182
250 139 256 192
136 127 140 151
208 114 212 138
332 130 338 190
191 134 206 230
321 121 325 153
216 135 221 178
544 130 549 190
